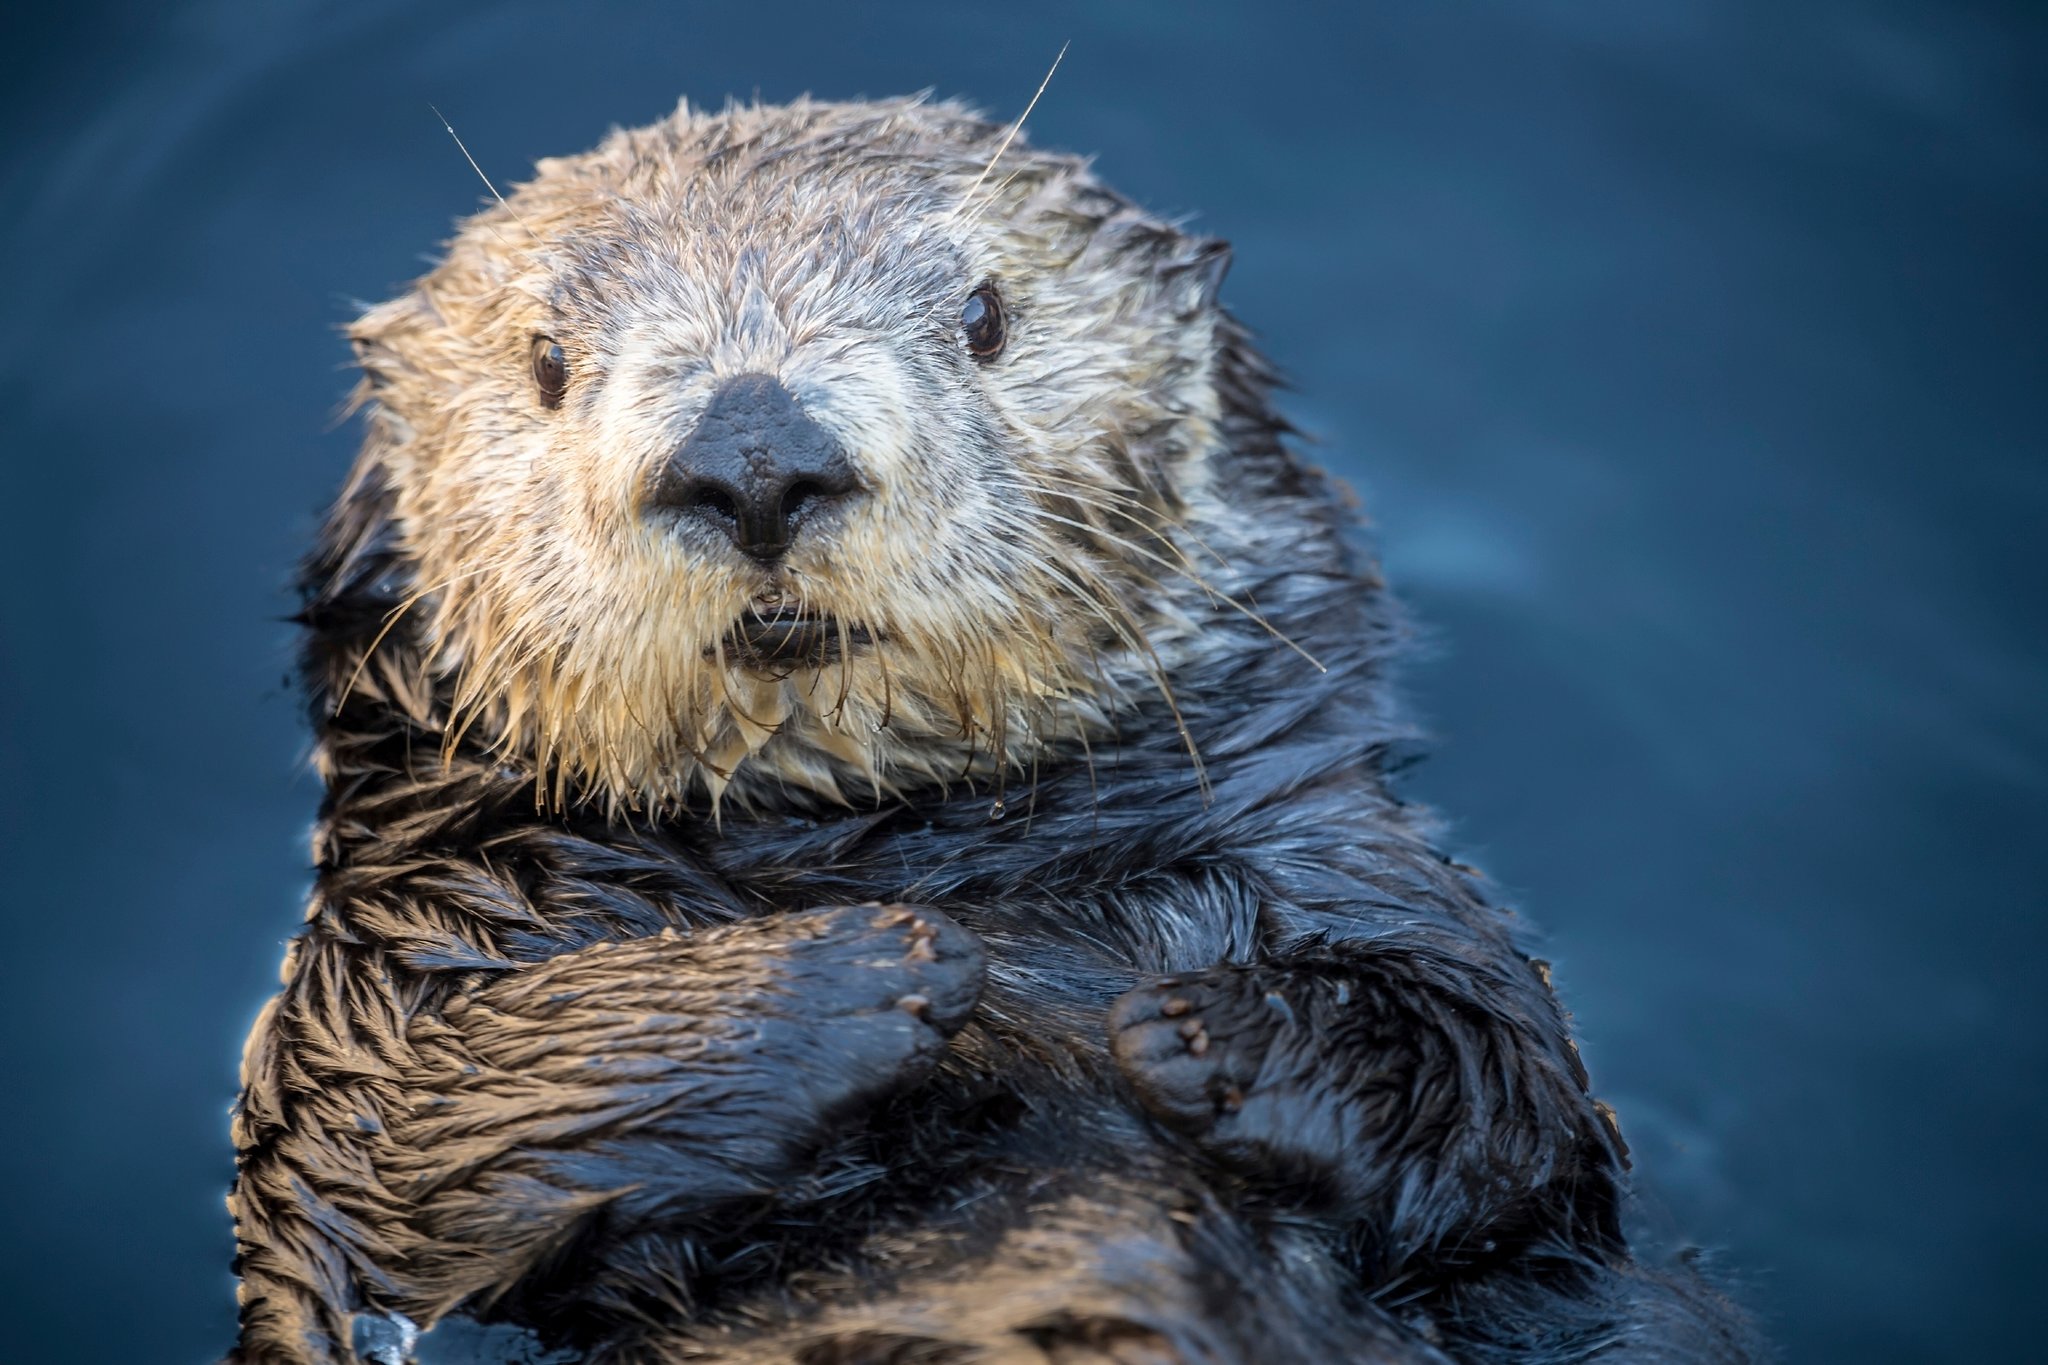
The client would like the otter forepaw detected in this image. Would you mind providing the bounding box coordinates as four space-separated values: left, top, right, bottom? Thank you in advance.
780 902 986 1034
1110 968 1353 1188
759 902 987 1125
1110 969 1294 1131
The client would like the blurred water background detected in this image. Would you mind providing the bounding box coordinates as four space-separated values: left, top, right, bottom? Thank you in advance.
1 3 2043 1361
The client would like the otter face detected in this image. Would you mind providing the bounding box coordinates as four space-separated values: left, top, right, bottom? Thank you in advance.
348 97 1232 810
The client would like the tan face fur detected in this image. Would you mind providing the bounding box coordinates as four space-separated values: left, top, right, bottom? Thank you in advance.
349 96 1233 812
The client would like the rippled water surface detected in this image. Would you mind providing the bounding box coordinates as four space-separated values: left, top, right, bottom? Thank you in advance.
2 3 2043 1361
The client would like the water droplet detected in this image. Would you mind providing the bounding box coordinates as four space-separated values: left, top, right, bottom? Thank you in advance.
988 797 1007 822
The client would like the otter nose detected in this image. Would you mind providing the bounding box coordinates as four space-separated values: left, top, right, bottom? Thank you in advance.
650 374 859 561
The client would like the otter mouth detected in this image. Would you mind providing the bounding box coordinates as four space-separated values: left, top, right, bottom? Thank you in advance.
718 604 873 672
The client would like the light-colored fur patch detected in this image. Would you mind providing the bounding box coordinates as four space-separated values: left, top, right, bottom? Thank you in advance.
348 96 1236 815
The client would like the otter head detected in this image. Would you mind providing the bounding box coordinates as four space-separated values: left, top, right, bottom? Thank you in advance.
346 97 1236 812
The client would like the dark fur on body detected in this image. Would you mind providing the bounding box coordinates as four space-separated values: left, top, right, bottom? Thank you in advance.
228 100 1759 1365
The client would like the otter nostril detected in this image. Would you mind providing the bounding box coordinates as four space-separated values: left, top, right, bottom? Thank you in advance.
781 478 825 522
690 484 740 523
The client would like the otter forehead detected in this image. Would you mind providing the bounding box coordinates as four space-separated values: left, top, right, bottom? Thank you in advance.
486 98 1079 321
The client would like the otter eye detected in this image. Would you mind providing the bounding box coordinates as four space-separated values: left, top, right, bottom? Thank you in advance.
959 284 1006 360
530 336 568 409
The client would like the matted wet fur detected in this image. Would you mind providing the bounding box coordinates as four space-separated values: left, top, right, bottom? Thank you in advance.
226 96 1761 1364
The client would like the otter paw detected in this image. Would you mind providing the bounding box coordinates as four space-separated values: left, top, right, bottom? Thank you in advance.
780 902 986 1035
1108 968 1298 1136
753 902 989 1126
1114 967 1399 1202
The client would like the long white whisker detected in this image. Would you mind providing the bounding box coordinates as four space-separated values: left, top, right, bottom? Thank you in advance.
990 534 1210 795
947 41 1068 223
1008 496 1325 671
431 104 536 240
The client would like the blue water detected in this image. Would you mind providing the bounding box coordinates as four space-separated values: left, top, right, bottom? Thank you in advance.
1 3 2042 1361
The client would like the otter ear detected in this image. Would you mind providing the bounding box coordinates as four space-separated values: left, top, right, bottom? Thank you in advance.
1171 236 1232 308
347 291 443 394
1155 235 1232 319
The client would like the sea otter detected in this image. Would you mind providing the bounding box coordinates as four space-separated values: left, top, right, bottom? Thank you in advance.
227 96 1757 1364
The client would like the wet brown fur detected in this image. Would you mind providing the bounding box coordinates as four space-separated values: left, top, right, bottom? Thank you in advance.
227 96 1760 1365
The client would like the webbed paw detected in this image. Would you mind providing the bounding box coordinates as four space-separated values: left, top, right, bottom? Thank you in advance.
1110 966 1369 1193
761 903 988 1121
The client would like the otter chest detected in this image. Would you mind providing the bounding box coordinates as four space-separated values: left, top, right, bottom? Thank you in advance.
708 799 1268 1059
